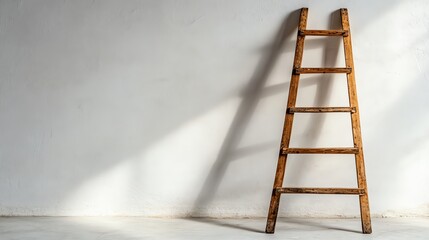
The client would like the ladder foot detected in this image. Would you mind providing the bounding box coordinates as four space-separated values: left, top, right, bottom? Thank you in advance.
265 189 281 234
265 219 277 233
359 194 372 234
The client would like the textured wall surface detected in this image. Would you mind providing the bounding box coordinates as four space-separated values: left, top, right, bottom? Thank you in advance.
0 0 428 217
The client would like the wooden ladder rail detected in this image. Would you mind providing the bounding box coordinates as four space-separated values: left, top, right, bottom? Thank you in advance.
265 8 372 234
341 8 372 234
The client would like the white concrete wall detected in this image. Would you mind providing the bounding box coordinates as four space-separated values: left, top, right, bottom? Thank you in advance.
0 0 428 217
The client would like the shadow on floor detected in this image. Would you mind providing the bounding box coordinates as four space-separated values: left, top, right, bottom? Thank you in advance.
184 218 265 234
278 217 362 234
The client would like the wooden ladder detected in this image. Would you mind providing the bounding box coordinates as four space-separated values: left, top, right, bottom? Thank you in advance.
265 8 372 234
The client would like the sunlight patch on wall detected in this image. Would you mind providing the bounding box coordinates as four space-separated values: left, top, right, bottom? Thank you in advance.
61 97 241 216
61 159 137 216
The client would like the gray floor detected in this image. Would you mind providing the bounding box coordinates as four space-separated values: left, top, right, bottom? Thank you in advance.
0 217 428 240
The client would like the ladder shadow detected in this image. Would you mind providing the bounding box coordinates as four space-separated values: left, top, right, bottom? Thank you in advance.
278 218 362 234
188 8 328 232
183 218 265 233
189 9 340 233
188 9 302 233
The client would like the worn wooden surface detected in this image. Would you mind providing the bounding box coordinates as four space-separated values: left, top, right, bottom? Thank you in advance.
277 187 365 195
299 29 348 36
265 7 308 234
341 8 372 234
288 107 356 113
282 147 359 154
265 7 372 234
294 67 352 74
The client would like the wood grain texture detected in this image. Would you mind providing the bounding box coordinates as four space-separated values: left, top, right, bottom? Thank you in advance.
265 7 308 234
288 107 356 113
282 147 359 154
341 8 372 234
299 29 348 36
294 67 352 74
277 187 365 195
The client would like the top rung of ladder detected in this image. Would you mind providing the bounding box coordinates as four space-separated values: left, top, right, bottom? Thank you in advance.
299 29 349 37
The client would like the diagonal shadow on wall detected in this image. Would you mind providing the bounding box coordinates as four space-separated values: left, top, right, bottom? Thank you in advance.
188 9 345 233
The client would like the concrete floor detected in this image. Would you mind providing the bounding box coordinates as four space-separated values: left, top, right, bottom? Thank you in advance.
0 217 428 240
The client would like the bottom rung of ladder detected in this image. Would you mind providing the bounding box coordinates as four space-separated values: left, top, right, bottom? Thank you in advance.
276 187 365 195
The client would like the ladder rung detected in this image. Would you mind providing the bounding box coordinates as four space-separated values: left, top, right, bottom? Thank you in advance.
288 107 356 113
294 67 352 74
276 187 365 195
299 29 349 36
282 147 359 154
